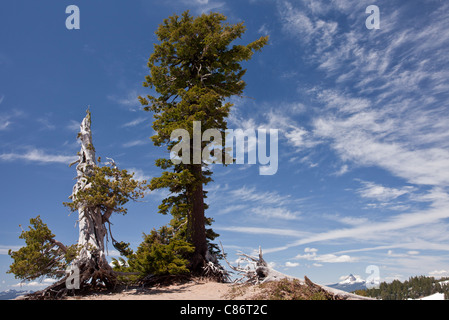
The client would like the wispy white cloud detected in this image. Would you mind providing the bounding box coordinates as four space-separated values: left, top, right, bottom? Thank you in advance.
285 261 300 268
229 186 292 206
0 148 76 164
228 102 319 154
66 120 80 132
0 245 21 255
215 225 310 238
323 214 369 227
258 23 271 36
267 191 449 253
429 270 449 278
126 167 151 182
335 240 449 256
313 110 449 186
180 0 225 14
316 89 371 114
216 204 247 215
122 139 149 148
219 185 303 220
0 118 10 131
36 116 56 131
278 1 449 188
12 278 55 289
356 180 415 203
387 249 420 258
308 83 449 187
122 117 148 128
278 0 339 53
0 109 23 131
295 247 358 263
107 90 143 111
333 164 348 176
376 251 449 278
268 3 449 277
251 206 301 221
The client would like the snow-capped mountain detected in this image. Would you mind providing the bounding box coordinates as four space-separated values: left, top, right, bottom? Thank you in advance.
0 289 32 300
327 274 367 293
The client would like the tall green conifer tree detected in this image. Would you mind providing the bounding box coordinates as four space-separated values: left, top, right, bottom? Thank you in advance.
139 11 268 272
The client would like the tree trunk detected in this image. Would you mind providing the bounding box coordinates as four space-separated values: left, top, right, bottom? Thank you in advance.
189 163 208 272
70 110 115 288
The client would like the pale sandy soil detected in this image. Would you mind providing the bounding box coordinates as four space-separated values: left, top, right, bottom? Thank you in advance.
66 280 257 300
64 279 371 300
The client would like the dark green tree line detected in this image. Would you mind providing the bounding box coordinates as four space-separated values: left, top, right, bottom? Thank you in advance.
357 275 449 300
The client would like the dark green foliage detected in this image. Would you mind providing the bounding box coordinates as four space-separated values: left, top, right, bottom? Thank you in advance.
7 216 77 281
112 225 195 277
9 143 148 284
360 275 449 300
140 10 268 158
113 241 134 257
139 10 268 270
63 165 148 217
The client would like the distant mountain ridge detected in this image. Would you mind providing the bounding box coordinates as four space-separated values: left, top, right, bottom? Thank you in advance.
327 274 367 293
0 289 32 300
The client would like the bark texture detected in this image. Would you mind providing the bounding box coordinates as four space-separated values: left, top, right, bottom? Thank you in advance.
189 163 208 272
69 110 115 288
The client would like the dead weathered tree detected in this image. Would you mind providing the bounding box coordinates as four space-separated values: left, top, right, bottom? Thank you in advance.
64 110 148 291
202 250 231 283
11 110 147 299
220 243 294 284
66 110 116 289
220 243 374 300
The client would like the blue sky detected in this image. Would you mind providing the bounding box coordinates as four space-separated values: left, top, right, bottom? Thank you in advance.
1 0 449 291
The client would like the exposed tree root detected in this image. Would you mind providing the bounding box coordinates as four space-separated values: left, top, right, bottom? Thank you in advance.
21 251 118 300
139 273 194 287
220 243 294 284
201 250 231 283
